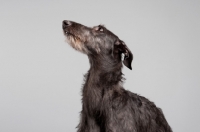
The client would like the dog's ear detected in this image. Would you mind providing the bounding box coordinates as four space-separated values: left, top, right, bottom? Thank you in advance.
114 40 133 70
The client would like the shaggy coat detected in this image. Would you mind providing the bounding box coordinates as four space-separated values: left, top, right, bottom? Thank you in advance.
62 20 172 132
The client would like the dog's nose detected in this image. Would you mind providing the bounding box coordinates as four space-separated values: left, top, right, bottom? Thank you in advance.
63 20 72 28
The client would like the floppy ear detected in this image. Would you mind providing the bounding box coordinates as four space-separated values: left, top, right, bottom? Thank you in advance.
114 40 133 70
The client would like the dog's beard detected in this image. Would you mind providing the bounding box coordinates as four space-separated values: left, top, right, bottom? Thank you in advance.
65 33 88 54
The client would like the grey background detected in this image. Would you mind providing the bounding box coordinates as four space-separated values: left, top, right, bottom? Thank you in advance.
0 0 200 132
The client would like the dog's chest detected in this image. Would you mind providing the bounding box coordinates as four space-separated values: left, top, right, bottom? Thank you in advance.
83 86 102 106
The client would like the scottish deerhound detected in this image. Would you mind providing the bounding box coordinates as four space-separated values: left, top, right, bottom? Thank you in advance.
62 20 172 132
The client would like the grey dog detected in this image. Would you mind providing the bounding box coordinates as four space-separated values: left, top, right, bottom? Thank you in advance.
62 20 172 132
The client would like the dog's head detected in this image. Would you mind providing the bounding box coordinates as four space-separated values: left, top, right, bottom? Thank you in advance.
62 20 133 70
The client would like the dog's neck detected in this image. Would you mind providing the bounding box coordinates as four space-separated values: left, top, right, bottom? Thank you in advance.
86 54 123 88
82 54 124 112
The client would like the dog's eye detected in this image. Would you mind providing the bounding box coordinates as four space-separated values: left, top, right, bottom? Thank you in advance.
99 27 103 32
93 25 104 32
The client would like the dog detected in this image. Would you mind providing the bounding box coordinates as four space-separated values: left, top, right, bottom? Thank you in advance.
62 20 172 132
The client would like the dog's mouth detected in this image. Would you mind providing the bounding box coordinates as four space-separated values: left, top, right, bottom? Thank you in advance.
63 30 84 43
63 29 88 53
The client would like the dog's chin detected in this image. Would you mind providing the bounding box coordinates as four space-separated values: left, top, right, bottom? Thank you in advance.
64 33 88 54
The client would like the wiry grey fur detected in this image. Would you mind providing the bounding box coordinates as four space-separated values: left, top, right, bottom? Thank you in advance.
62 20 172 132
